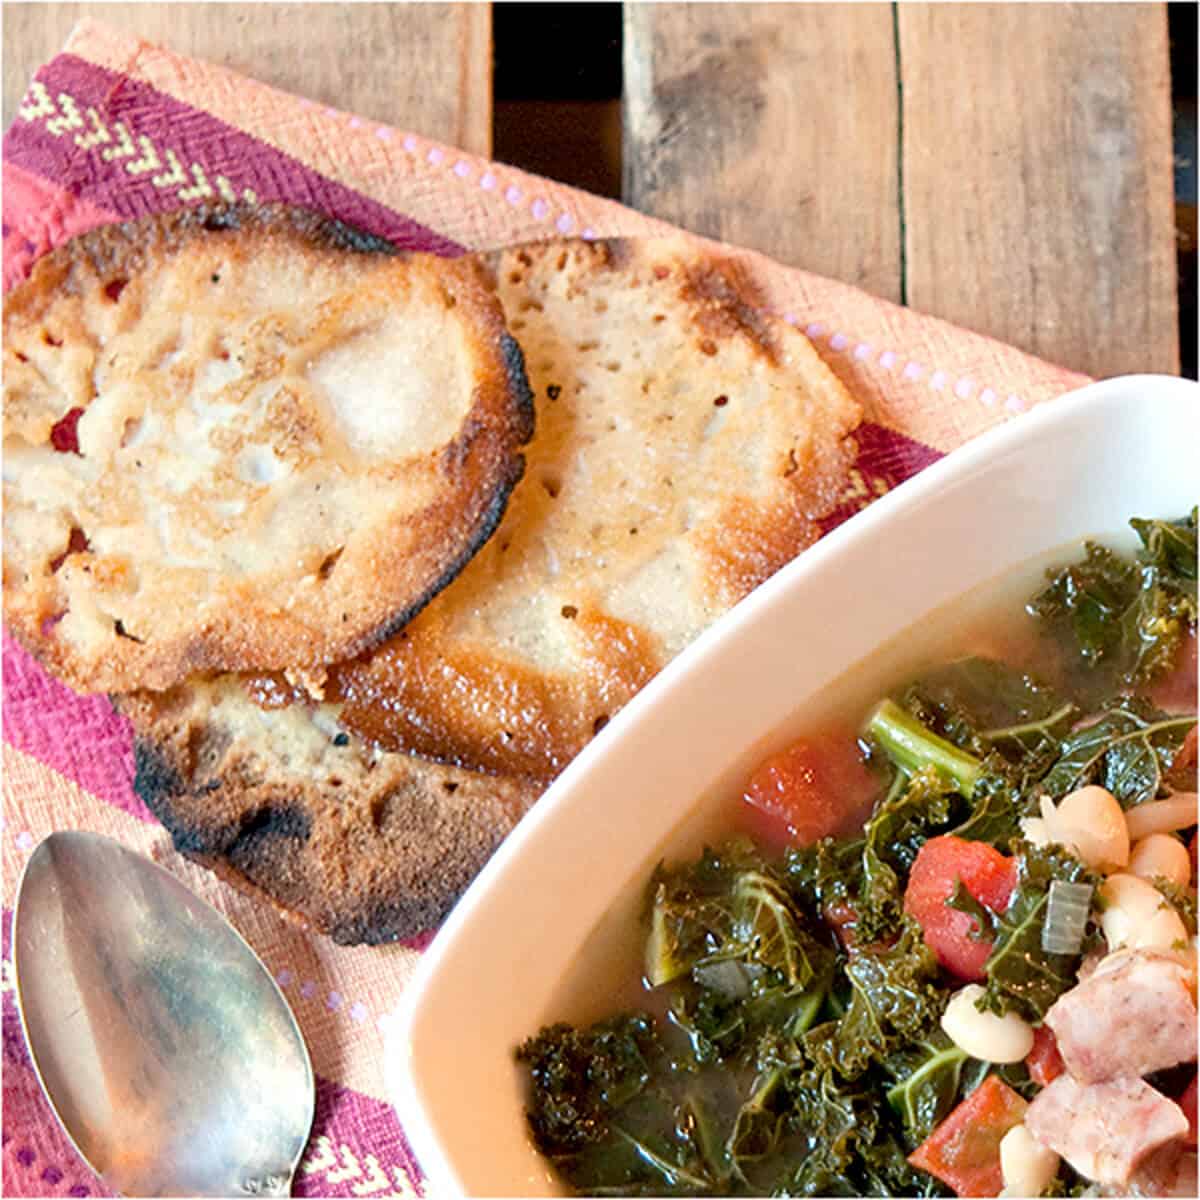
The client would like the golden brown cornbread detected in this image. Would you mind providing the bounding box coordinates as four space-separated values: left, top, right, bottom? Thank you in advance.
2 205 534 694
126 236 862 944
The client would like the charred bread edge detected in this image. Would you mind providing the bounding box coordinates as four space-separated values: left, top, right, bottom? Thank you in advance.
130 733 508 945
5 203 537 686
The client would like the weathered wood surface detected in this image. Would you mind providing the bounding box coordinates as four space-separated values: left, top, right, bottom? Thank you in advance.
898 4 1178 377
2 3 493 156
624 2 1178 377
623 2 903 303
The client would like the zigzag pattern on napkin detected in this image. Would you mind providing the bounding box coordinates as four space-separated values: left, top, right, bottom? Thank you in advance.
19 79 258 205
4 55 462 257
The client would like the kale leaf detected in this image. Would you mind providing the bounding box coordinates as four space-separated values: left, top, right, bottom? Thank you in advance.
1029 510 1198 686
785 832 866 915
902 656 1079 767
1132 509 1198 591
645 839 836 1000
882 1028 979 1147
1039 697 1196 807
955 843 1098 1022
804 917 942 1080
643 839 761 987
727 870 825 991
947 767 1028 846
646 842 838 1073
516 1014 659 1154
774 1068 878 1195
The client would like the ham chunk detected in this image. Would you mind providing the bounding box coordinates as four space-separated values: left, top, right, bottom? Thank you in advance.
1120 1144 1199 1197
1044 950 1197 1084
1026 1075 1188 1186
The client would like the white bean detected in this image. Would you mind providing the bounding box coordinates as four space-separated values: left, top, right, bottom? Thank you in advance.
1125 793 1199 842
1051 786 1129 871
1129 834 1192 889
1099 873 1188 953
1019 815 1052 848
941 984 1035 1064
999 1124 1060 1198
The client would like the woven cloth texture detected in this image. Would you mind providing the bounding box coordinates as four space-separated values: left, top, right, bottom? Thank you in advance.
3 20 1091 1197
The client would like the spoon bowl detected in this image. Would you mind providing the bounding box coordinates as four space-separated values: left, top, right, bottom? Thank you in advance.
13 831 314 1197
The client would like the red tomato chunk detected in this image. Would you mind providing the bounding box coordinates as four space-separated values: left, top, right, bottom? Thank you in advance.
1026 1025 1065 1088
741 732 877 849
903 836 1017 980
908 1074 1028 1198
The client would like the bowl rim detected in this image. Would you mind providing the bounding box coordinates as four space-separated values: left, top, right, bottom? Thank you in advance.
391 372 1199 1197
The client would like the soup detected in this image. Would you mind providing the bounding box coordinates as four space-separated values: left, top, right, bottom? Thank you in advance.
515 513 1198 1198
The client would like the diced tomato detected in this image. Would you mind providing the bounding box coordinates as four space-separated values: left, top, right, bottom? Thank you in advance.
904 836 1017 980
908 1074 1028 1198
1180 1076 1198 1147
1025 1025 1065 1087
740 730 879 850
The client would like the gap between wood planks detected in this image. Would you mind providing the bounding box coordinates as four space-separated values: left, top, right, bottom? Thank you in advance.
618 4 1179 379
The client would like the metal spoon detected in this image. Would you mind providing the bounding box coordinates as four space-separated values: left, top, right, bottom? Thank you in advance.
13 831 314 1197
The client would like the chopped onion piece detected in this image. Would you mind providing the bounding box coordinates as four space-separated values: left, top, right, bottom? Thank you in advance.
692 959 759 1000
1042 879 1094 955
1125 794 1198 842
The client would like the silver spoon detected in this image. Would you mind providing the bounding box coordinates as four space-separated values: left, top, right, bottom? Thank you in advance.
13 831 314 1197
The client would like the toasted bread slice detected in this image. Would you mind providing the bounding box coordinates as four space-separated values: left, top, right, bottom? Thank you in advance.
124 237 862 944
3 205 533 694
316 237 862 779
120 680 539 945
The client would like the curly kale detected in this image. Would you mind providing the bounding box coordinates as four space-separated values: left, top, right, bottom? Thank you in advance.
901 656 1079 767
644 839 835 998
1039 696 1196 807
803 917 942 1081
1029 509 1197 686
856 767 957 941
882 1029 981 1147
516 1014 660 1154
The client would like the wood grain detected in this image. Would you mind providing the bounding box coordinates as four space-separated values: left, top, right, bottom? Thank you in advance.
2 2 492 155
898 4 1178 377
623 3 902 300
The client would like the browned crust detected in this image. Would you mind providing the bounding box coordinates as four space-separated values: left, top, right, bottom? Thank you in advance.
3 204 535 694
315 236 862 779
119 685 540 945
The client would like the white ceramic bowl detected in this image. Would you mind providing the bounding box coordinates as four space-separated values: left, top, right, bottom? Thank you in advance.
388 374 1199 1198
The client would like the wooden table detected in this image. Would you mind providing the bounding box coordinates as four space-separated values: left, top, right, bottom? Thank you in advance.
3 2 1180 379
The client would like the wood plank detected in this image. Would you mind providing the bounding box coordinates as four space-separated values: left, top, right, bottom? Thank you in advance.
2 3 492 155
898 4 1178 377
623 3 902 300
